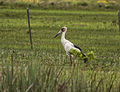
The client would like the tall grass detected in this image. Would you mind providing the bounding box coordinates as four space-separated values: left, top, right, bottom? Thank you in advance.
0 49 120 92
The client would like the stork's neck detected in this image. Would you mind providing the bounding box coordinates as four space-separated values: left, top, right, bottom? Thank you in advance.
61 31 67 47
61 31 66 40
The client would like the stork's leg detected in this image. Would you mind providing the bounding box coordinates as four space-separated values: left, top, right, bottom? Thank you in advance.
73 59 76 67
69 55 73 66
69 55 76 67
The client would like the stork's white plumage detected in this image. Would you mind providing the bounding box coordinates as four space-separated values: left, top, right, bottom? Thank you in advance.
54 27 87 66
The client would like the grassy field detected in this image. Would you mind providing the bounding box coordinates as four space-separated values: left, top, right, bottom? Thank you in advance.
0 5 120 92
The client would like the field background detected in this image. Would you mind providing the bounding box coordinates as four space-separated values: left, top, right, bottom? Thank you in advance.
0 0 120 92
1 0 120 10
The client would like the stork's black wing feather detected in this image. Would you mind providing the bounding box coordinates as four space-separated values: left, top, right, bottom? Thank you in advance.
74 45 85 56
74 45 88 63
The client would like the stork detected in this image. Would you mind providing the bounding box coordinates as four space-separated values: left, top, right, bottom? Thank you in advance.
54 27 87 66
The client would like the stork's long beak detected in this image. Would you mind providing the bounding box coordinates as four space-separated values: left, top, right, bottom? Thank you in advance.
54 30 62 38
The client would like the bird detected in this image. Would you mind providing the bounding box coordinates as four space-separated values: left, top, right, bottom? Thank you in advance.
54 27 87 66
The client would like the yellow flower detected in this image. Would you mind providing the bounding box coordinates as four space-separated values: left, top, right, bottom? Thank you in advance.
97 0 108 4
23 0 34 3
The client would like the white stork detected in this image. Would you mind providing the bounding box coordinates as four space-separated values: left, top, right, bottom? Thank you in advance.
54 27 87 66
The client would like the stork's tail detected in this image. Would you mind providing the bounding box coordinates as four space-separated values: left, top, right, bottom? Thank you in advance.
83 58 88 63
69 48 94 62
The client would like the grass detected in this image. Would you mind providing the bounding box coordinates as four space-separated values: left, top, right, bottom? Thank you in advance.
0 5 120 92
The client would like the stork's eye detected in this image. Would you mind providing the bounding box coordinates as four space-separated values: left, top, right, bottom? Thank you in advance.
61 28 65 32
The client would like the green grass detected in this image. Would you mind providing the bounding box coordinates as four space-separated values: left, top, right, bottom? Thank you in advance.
0 6 120 92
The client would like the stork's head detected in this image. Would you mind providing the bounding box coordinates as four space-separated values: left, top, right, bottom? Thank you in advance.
54 27 67 38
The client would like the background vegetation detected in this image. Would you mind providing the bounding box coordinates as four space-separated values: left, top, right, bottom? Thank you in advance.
0 0 120 10
0 0 120 92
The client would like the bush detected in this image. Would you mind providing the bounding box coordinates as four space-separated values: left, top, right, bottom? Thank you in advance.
80 2 88 6
105 5 114 9
0 1 4 5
